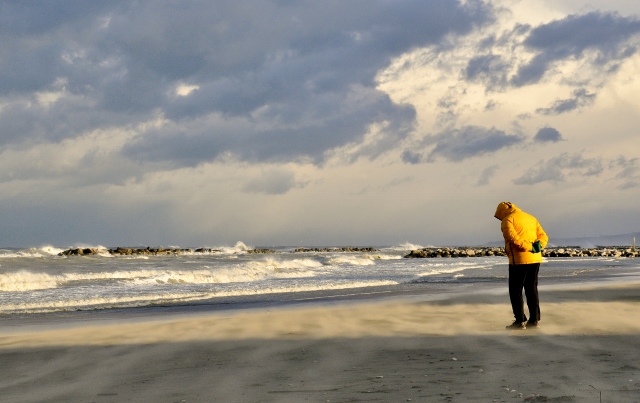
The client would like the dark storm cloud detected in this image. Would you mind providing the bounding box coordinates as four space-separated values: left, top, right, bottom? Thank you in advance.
536 88 596 115
465 54 509 89
424 126 523 162
0 1 121 95
0 96 134 145
0 1 115 35
512 12 640 86
401 149 423 165
533 127 563 143
124 86 417 165
0 0 495 166
514 153 603 185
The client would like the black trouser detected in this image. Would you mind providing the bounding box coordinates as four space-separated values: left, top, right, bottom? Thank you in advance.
508 263 540 323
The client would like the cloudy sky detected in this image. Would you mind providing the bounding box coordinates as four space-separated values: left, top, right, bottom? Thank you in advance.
1 0 639 248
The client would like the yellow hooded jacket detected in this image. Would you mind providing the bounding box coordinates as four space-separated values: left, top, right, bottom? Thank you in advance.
494 202 548 265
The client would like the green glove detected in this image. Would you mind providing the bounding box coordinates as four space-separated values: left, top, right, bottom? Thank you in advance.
531 240 541 253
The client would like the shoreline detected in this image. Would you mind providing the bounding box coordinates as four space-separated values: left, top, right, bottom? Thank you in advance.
1 281 640 402
1 274 639 331
1 281 640 348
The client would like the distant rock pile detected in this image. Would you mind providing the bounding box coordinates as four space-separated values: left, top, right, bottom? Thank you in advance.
230 247 379 254
404 246 639 258
57 245 638 258
57 246 379 256
208 246 378 254
58 247 220 256
293 247 379 253
543 247 638 258
246 248 278 254
404 247 505 258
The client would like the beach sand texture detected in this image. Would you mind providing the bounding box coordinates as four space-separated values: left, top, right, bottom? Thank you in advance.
1 284 639 402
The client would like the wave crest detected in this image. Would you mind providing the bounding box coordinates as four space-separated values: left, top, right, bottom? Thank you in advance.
325 256 376 266
0 270 59 291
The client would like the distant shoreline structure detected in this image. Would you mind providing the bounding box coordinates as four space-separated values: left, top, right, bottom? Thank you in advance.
57 246 380 256
56 245 639 258
404 246 638 258
484 232 640 249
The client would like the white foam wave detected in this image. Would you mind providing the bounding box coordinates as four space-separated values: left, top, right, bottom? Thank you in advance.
108 262 319 285
0 258 327 292
417 267 468 276
0 246 67 258
126 264 316 286
0 280 399 314
0 271 59 291
324 256 376 266
0 251 25 259
369 254 402 260
419 260 494 269
218 241 252 254
38 245 67 256
256 257 324 270
386 242 425 251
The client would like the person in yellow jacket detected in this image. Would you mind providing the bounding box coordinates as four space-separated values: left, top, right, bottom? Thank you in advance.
494 202 548 330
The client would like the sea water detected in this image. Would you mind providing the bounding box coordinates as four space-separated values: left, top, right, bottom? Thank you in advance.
0 242 639 316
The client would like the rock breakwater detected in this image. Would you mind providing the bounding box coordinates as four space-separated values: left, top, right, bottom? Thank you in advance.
404 247 505 258
404 247 639 258
292 247 379 253
57 246 638 258
233 247 380 254
58 247 221 256
58 246 380 256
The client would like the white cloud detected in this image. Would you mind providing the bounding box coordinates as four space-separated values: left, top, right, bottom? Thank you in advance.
175 84 199 97
242 168 306 195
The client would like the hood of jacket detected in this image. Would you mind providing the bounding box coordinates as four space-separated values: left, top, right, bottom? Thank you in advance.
494 202 519 220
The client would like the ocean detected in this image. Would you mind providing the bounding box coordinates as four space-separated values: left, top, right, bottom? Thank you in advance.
1 242 639 320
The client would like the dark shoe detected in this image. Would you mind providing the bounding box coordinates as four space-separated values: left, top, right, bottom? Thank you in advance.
505 321 526 330
526 321 539 329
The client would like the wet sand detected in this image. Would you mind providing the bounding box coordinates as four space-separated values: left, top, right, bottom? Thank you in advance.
1 282 639 402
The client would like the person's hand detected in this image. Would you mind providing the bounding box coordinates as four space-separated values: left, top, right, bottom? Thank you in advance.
531 240 542 253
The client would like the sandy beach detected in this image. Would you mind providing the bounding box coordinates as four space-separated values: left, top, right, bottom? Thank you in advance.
1 283 640 402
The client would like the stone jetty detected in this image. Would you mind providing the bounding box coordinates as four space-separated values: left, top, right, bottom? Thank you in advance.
246 247 379 254
58 246 379 256
404 247 505 258
292 247 379 253
58 247 221 256
57 245 637 258
404 246 639 259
